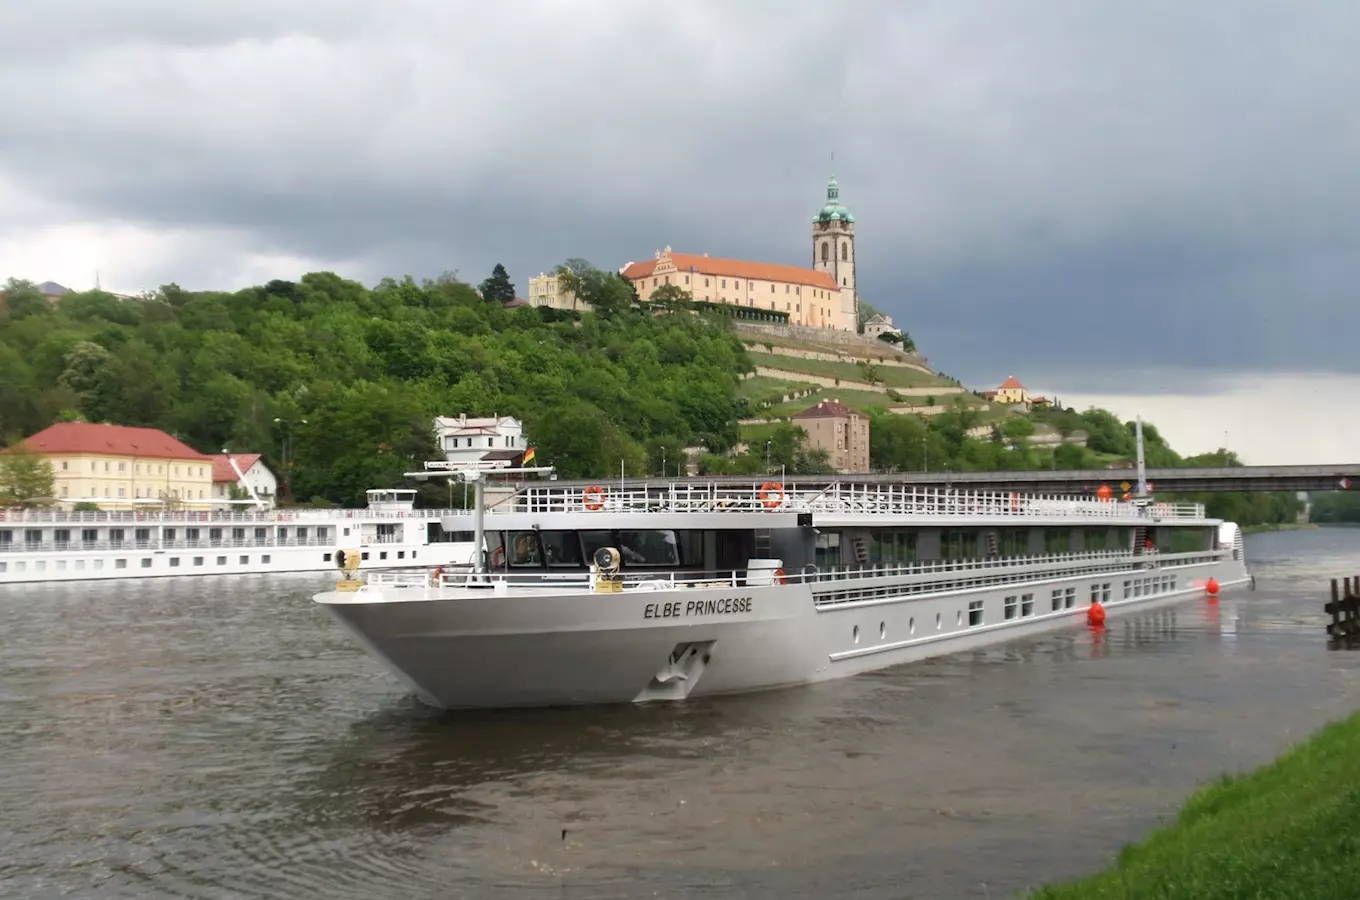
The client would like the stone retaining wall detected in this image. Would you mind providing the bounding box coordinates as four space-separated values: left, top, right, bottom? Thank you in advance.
752 366 967 396
734 321 928 364
742 343 935 374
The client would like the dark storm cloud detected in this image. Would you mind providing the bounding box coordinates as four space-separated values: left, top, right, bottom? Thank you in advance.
1 0 1357 385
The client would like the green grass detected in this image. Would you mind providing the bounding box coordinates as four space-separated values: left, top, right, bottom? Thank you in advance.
1027 710 1360 900
737 374 819 403
747 351 952 389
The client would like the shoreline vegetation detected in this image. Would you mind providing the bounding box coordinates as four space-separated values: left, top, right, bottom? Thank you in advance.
1028 710 1360 900
1240 521 1320 535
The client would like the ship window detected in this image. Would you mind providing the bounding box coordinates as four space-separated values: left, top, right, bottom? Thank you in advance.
1064 587 1076 608
194 557 204 566
541 531 584 567
1084 528 1109 551
870 531 917 565
508 532 543 567
814 532 842 568
998 528 1029 556
939 530 978 560
1044 528 1071 554
1021 593 1034 616
1004 595 1018 619
1102 582 1112 602
968 600 984 627
169 558 180 567
1051 589 1064 612
616 530 679 567
486 532 507 568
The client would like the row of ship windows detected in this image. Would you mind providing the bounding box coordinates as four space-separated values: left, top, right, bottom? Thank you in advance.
2 555 275 573
844 575 1183 643
0 549 416 574
0 526 330 543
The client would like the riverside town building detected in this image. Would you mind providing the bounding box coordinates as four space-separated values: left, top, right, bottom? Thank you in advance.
17 422 215 509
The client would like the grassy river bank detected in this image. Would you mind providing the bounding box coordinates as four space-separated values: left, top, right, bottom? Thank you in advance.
1029 710 1360 899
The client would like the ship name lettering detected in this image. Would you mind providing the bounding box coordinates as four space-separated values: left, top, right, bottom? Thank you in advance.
643 597 753 620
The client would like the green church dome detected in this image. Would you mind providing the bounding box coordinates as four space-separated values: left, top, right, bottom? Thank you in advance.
813 174 855 223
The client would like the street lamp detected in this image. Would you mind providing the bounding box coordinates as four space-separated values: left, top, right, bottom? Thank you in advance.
765 440 772 474
922 435 928 473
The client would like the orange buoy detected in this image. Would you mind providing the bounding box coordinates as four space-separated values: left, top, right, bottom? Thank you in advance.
1095 484 1113 500
1205 577 1220 597
1087 601 1106 627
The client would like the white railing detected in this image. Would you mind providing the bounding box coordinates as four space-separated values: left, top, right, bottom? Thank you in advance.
513 481 1206 521
354 547 1226 595
0 507 464 525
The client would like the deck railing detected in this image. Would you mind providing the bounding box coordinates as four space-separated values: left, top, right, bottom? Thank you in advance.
0 507 460 525
513 481 1205 520
357 546 1226 594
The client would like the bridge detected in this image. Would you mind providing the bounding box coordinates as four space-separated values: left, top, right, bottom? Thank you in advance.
541 465 1358 495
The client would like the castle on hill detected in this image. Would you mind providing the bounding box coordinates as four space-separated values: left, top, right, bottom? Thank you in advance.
617 175 863 333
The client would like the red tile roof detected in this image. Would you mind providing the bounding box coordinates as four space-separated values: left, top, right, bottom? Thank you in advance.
998 375 1026 390
792 399 863 419
622 251 839 292
22 422 211 460
209 453 263 483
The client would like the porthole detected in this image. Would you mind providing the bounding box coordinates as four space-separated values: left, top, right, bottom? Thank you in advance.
853 625 860 644
935 613 941 630
956 610 963 627
909 616 916 634
879 621 886 640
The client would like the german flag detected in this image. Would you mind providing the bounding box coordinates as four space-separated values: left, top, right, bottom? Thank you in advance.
522 447 536 466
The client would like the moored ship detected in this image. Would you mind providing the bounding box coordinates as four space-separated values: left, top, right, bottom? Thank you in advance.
0 489 475 584
315 472 1251 710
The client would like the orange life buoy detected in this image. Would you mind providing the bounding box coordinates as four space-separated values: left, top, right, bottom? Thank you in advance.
582 485 606 511
1009 492 1020 513
430 566 445 586
759 481 784 509
773 567 786 584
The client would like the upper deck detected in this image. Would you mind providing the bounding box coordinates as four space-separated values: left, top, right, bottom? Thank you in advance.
499 480 1207 524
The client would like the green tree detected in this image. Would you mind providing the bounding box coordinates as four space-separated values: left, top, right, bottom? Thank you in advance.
479 263 516 305
0 441 55 506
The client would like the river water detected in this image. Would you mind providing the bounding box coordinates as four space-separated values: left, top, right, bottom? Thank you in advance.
2 528 1358 899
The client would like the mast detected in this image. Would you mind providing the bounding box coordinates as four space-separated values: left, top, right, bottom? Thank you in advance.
1135 415 1149 499
225 452 267 510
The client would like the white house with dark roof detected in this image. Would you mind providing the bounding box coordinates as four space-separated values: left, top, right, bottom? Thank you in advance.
434 414 525 469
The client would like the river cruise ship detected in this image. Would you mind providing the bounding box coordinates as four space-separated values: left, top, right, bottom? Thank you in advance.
0 490 475 584
315 476 1251 710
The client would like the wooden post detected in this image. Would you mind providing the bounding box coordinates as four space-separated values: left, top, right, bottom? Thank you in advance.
1328 576 1360 647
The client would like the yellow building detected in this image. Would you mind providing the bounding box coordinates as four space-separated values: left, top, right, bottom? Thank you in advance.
993 375 1030 407
619 175 861 331
22 422 215 508
622 247 847 329
527 272 589 312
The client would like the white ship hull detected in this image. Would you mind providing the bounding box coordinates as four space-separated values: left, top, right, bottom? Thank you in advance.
0 539 475 585
0 489 476 585
319 552 1249 710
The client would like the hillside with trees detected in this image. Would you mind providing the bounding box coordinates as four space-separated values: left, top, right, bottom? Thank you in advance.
0 267 1309 526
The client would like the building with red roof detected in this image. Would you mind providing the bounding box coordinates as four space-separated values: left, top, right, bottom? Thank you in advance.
618 175 862 332
208 453 277 508
994 375 1030 407
18 422 213 508
791 398 870 473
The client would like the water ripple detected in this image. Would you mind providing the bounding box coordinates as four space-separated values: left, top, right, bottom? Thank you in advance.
2 530 1359 898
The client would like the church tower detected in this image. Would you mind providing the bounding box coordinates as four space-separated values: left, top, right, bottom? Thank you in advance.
812 173 858 331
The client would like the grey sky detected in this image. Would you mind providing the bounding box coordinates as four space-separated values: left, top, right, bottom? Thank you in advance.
2 0 1356 388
